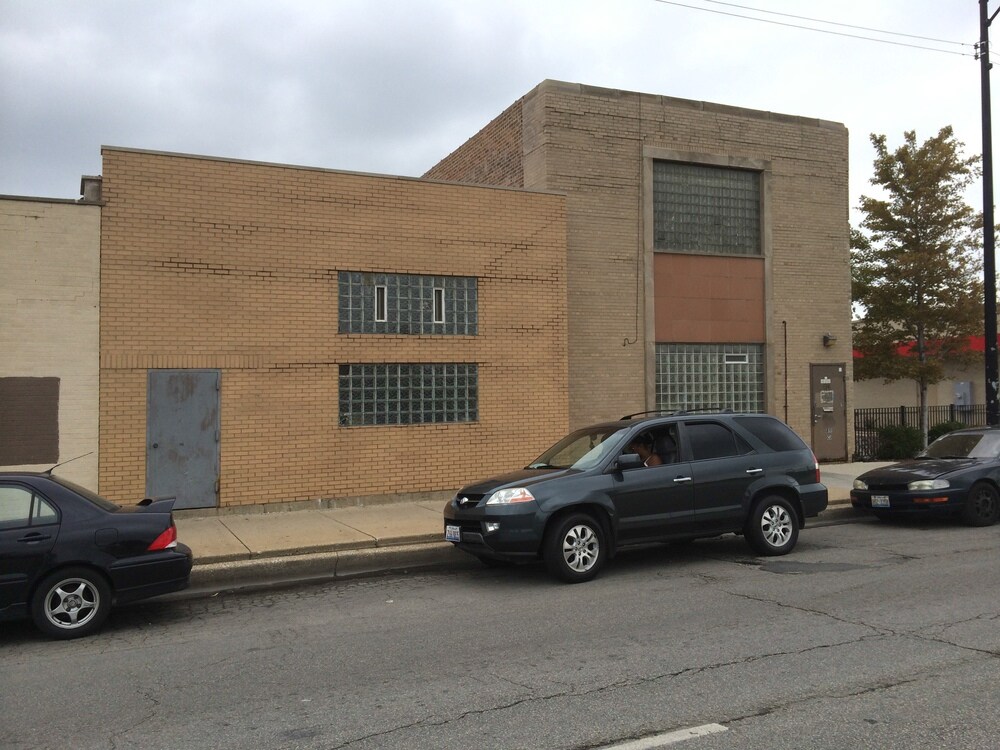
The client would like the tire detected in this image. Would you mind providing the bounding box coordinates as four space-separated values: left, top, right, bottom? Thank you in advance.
30 567 112 639
544 512 606 583
961 482 1000 527
745 496 799 556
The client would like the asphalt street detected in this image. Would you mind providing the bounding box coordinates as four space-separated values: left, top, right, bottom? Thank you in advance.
2 514 998 750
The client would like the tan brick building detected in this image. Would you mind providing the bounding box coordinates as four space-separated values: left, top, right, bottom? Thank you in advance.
0 194 101 488
426 80 853 460
98 148 567 509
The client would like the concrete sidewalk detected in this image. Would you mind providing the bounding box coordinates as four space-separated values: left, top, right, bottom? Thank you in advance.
175 461 891 593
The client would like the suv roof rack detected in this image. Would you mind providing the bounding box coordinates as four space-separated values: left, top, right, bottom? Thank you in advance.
620 407 734 420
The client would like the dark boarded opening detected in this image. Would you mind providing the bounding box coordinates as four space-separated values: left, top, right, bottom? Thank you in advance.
0 377 59 464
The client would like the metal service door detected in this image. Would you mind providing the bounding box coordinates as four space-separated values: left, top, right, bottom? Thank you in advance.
146 370 220 509
810 364 847 462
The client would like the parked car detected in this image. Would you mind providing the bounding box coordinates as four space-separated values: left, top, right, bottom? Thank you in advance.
444 411 827 582
851 426 1000 526
0 472 192 639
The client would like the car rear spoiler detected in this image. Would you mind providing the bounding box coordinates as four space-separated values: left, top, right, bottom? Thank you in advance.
136 496 177 514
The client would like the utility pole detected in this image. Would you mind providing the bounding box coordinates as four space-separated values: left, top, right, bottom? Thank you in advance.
980 0 1000 426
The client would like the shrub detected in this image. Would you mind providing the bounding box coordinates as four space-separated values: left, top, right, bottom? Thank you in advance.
928 421 966 444
876 425 923 460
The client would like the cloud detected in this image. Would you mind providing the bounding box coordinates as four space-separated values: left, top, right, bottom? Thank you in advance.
0 0 985 212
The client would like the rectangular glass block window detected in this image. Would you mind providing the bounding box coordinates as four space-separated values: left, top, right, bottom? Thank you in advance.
655 343 764 413
338 272 477 335
375 285 387 322
338 363 478 426
433 287 445 324
653 161 761 256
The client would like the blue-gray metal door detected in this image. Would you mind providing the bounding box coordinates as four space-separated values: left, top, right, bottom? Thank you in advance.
146 370 220 509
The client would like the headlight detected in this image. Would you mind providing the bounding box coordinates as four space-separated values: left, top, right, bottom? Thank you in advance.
853 479 868 490
908 479 950 491
485 487 535 505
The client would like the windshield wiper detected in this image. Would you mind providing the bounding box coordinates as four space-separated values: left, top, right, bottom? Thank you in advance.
526 462 559 469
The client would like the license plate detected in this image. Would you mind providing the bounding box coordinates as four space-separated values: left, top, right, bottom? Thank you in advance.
871 495 890 508
445 524 461 542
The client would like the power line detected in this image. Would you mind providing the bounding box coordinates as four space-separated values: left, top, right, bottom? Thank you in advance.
698 0 970 48
652 0 975 58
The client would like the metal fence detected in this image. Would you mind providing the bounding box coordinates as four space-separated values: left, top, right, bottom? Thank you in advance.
853 404 988 460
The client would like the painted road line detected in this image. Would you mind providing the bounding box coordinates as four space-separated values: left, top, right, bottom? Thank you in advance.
597 723 728 750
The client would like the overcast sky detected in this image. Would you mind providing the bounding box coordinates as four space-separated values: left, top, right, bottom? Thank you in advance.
0 0 984 221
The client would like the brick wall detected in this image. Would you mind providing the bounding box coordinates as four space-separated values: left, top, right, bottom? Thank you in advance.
0 198 100 487
424 79 852 455
424 99 525 187
99 149 567 507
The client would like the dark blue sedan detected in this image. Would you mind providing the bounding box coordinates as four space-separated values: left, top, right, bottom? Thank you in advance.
851 427 1000 527
0 472 192 639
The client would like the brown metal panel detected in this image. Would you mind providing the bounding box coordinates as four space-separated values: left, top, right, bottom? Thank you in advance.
652 254 765 343
0 377 59 465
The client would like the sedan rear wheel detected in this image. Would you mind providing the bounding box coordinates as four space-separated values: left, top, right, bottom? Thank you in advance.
745 496 799 556
544 513 606 583
30 567 111 639
961 482 1000 527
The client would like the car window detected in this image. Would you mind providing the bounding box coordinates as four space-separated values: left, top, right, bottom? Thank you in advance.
0 486 33 530
685 422 745 461
733 416 806 452
0 486 60 530
33 496 58 524
50 475 120 511
923 431 1000 459
529 427 630 470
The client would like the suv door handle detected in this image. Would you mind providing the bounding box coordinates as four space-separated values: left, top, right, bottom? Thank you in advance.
746 468 764 475
673 476 692 483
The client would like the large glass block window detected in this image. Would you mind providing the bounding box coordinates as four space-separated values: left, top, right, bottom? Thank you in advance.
338 272 477 335
655 344 764 413
653 161 761 256
339 363 478 426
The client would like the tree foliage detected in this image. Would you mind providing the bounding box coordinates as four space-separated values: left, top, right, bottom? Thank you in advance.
852 126 983 387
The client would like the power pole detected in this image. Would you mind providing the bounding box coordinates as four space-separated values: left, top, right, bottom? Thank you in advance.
980 0 1000 426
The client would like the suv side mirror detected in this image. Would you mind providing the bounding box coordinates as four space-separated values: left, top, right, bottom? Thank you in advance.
615 453 645 471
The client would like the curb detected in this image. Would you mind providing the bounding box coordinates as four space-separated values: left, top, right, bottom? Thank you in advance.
165 501 864 601
174 542 471 600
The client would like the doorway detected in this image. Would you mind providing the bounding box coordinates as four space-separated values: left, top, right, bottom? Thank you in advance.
146 370 220 509
810 363 847 462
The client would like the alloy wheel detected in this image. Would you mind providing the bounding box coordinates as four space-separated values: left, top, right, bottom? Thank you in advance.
562 524 600 573
43 578 101 631
760 504 793 548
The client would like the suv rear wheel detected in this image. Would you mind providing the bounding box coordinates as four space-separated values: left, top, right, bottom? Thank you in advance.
544 512 606 583
745 496 799 556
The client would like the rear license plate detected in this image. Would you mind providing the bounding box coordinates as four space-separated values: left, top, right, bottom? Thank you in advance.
445 524 461 542
871 495 890 508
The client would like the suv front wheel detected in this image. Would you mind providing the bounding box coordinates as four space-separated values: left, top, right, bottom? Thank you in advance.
544 512 606 583
745 496 799 556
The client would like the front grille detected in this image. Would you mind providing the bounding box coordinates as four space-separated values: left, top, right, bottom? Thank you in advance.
455 493 485 508
866 483 909 492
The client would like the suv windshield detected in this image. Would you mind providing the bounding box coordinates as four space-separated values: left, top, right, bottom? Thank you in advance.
528 426 630 470
922 431 1000 460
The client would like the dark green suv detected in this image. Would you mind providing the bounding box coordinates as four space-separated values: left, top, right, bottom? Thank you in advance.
444 411 827 583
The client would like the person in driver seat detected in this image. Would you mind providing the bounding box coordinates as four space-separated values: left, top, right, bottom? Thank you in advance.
627 434 663 467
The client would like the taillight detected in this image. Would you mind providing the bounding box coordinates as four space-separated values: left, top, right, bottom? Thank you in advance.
147 523 178 551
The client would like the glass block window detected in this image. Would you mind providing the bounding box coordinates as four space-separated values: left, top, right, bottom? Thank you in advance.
338 363 478 426
338 272 477 335
655 343 764 413
653 161 761 256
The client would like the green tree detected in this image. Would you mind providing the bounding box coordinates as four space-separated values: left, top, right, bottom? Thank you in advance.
852 126 983 446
